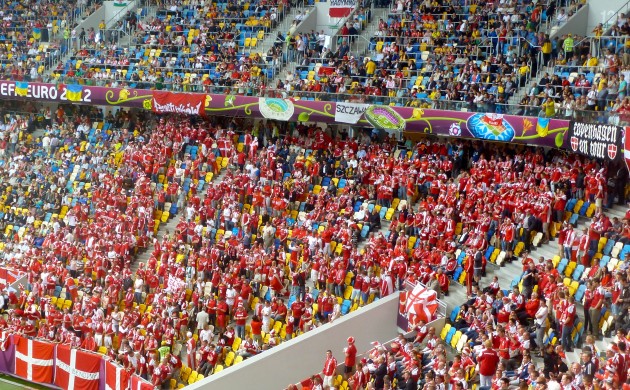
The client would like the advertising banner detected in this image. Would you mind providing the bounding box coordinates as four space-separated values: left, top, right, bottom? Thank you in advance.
152 91 208 116
567 121 621 161
0 81 572 148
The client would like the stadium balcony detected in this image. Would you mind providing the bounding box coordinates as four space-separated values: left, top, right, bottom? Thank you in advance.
0 0 105 81
50 45 277 91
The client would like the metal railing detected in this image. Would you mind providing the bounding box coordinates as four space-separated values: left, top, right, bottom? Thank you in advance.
602 0 630 30
552 64 608 75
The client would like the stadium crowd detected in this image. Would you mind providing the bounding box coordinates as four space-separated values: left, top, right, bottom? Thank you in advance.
0 103 628 390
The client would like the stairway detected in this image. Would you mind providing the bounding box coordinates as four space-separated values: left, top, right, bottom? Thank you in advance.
257 6 315 61
268 6 391 90
441 201 628 366
130 168 228 273
346 7 391 59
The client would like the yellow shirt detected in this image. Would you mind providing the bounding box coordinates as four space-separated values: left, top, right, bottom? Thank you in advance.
366 61 376 75
587 57 598 67
519 65 530 75
544 100 555 117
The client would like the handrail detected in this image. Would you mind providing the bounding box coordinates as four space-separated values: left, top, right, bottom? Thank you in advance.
552 64 607 74
105 0 138 29
603 0 630 29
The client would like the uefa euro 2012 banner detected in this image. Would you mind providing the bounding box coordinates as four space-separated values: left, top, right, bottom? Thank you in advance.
0 81 572 147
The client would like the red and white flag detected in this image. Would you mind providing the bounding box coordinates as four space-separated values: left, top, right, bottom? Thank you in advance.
55 345 100 390
14 335 54 383
131 374 154 390
404 284 438 325
329 0 356 17
105 359 130 390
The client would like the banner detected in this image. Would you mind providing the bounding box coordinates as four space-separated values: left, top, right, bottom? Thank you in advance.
105 359 130 390
167 274 186 293
0 335 157 390
14 335 54 384
567 121 621 161
335 102 368 124
318 66 336 76
131 374 154 390
55 345 101 390
329 0 356 17
0 81 572 149
152 91 207 116
113 1 128 6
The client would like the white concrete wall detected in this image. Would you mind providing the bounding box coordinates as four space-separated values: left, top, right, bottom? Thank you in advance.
587 0 630 32
78 0 138 32
550 4 590 39
189 293 402 390
315 2 348 37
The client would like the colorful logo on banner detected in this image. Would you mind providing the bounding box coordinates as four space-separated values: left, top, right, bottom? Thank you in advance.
335 102 368 124
364 106 406 131
466 113 516 142
567 121 621 161
258 98 295 121
329 0 357 17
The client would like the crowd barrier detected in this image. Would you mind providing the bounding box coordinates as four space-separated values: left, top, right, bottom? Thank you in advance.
0 80 570 149
0 333 153 390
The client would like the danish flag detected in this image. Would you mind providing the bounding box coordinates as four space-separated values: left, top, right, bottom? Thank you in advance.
14 335 54 384
105 359 131 390
624 127 630 173
55 345 100 390
131 374 154 390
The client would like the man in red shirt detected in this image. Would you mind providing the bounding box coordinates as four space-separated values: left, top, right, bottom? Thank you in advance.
233 302 248 339
344 337 357 379
561 295 577 352
322 349 338 388
588 280 604 339
290 295 305 329
477 340 500 387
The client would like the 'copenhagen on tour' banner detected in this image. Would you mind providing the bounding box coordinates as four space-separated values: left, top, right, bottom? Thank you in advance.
567 121 621 161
